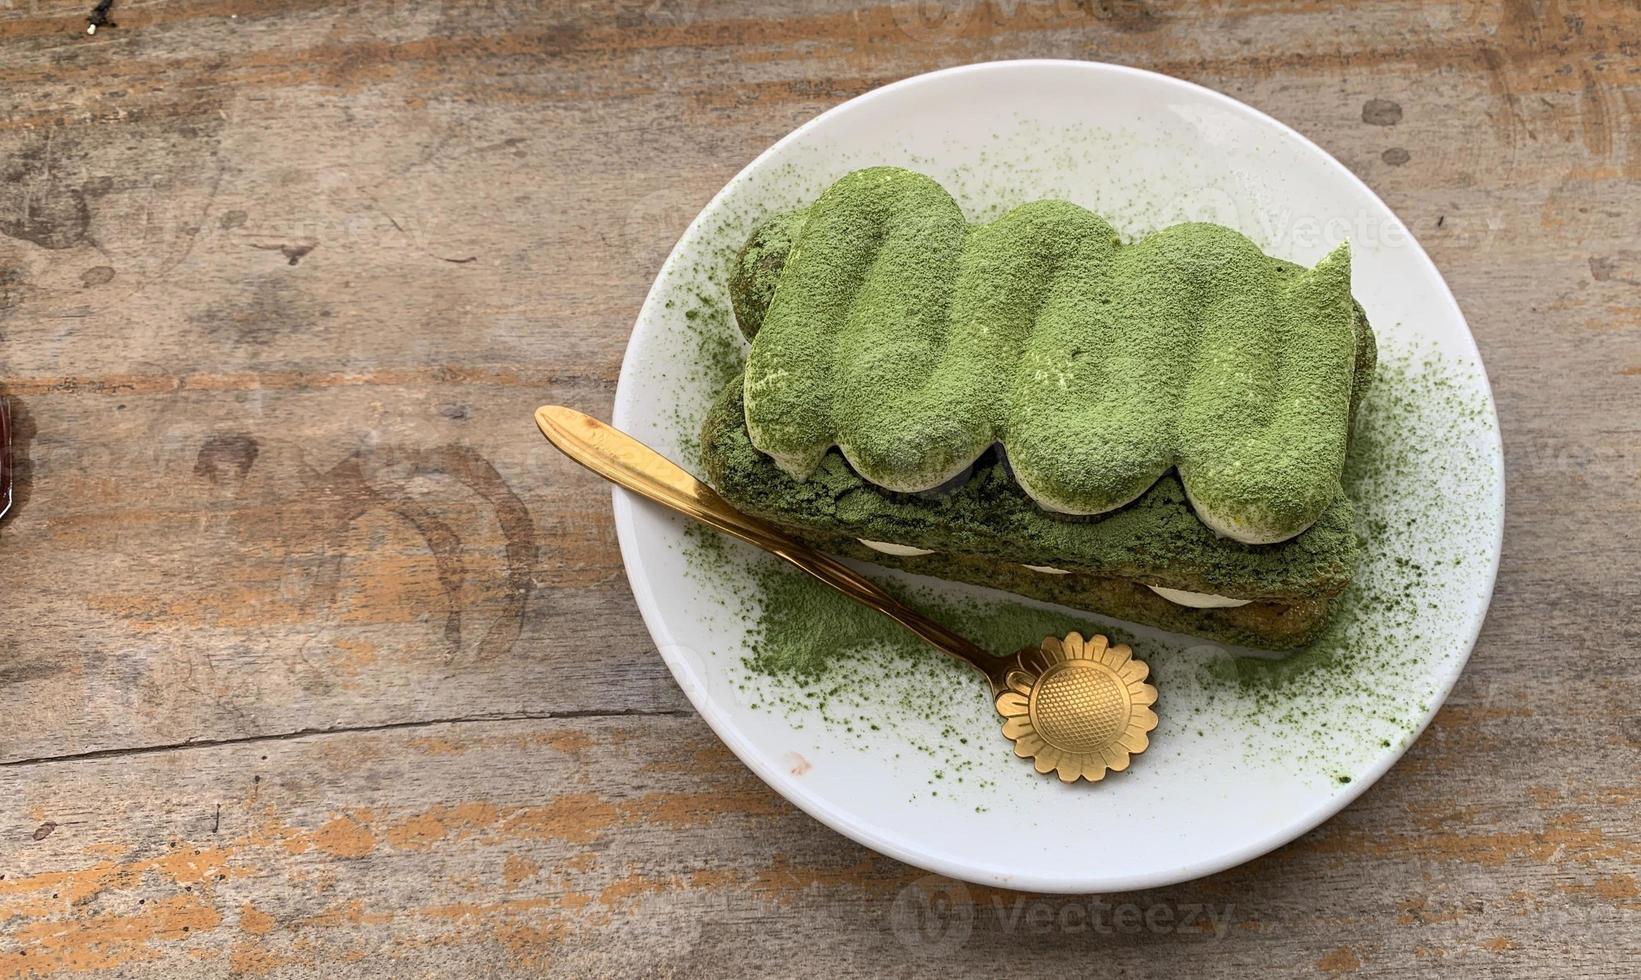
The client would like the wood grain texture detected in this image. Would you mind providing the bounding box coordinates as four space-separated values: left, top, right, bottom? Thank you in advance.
0 0 1636 975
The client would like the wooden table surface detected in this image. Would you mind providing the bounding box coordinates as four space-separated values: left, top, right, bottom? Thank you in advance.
1 0 1636 976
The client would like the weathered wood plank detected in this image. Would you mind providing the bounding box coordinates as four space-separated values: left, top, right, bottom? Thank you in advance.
0 712 1635 977
0 0 1634 761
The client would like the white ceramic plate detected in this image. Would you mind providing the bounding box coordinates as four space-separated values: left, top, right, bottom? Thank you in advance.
609 61 1503 892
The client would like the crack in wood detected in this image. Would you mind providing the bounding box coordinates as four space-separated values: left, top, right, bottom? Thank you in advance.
0 708 694 769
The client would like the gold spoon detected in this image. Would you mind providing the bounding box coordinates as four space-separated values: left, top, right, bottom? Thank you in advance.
535 406 1158 783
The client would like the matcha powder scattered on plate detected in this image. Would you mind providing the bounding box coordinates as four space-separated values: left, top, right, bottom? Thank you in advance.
642 150 1497 793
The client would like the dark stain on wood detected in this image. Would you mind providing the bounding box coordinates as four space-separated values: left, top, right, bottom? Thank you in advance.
0 640 69 687
281 444 541 664
250 242 317 265
192 276 310 346
1362 97 1404 125
194 433 261 482
79 265 116 287
1082 0 1166 33
0 136 91 250
0 265 22 325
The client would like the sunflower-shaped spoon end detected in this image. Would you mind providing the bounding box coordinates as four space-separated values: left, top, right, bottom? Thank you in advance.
994 632 1158 783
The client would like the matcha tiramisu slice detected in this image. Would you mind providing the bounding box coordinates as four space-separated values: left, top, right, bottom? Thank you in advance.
705 167 1375 650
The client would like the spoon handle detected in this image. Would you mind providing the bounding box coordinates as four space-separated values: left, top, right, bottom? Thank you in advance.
535 405 1006 687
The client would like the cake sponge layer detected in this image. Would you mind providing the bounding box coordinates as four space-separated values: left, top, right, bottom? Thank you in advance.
813 535 1337 651
702 379 1359 604
736 167 1375 544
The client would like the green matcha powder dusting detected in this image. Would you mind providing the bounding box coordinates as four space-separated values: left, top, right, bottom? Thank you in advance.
738 167 1373 544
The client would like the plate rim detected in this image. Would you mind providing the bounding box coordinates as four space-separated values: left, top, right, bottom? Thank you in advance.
608 58 1506 892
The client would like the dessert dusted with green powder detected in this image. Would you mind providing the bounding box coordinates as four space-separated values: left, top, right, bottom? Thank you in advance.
736 167 1373 544
710 166 1377 650
704 382 1348 649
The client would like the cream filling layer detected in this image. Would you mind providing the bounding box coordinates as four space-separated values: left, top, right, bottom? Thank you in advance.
1146 585 1252 609
857 538 936 557
858 541 1252 609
